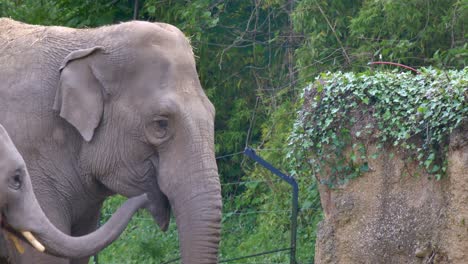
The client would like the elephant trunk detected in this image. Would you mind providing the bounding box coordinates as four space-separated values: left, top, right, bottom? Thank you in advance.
27 194 148 258
171 170 222 263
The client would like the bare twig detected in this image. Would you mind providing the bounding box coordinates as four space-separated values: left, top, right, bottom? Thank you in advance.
287 0 296 91
369 61 421 74
219 1 258 69
314 0 351 66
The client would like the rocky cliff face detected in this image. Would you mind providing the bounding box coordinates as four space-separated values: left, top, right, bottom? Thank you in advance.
315 123 467 263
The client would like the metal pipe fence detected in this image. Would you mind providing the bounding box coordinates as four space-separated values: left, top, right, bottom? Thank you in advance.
243 147 298 264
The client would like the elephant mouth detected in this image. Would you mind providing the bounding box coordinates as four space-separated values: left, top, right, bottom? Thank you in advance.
144 156 171 231
1 213 46 253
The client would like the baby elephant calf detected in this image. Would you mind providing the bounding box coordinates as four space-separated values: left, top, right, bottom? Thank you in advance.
0 123 48 261
0 124 149 262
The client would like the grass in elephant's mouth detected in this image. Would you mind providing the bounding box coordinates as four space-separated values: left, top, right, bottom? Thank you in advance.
0 214 29 245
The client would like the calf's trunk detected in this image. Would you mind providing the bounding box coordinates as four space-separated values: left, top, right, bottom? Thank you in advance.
25 194 148 258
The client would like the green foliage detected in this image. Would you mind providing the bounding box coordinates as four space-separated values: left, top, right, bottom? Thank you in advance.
143 0 220 40
0 0 134 27
98 196 180 263
288 68 467 185
292 0 364 80
183 0 294 196
0 0 59 24
350 0 467 68
292 0 467 85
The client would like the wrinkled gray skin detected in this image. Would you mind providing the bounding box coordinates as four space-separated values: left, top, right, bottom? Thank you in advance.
0 19 221 264
0 124 149 262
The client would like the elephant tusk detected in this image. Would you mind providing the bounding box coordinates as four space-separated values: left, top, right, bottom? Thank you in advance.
22 231 45 252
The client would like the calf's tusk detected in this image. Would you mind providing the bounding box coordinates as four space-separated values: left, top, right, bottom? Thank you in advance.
22 231 45 252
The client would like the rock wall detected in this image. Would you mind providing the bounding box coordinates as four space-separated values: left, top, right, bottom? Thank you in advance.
315 123 467 263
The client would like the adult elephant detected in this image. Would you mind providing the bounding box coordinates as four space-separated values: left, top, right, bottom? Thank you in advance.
0 18 222 264
0 124 149 262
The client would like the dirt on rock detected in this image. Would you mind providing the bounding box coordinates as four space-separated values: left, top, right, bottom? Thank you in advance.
315 123 467 264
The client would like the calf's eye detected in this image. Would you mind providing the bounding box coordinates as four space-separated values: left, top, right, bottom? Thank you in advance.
9 171 22 190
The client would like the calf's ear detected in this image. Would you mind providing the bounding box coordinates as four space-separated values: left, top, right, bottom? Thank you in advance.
53 47 105 142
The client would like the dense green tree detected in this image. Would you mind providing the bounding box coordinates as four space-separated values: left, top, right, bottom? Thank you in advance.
293 0 466 82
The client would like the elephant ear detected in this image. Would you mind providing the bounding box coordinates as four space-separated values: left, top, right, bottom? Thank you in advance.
53 47 105 142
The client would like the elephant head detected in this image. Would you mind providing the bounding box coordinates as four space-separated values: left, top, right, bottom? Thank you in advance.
0 124 148 258
52 22 222 262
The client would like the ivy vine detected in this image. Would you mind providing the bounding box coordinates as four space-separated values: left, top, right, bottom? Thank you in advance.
287 67 467 185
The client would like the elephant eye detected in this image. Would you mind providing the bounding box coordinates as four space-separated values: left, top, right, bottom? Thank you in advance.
145 117 171 145
9 170 22 190
151 118 169 138
156 119 168 129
